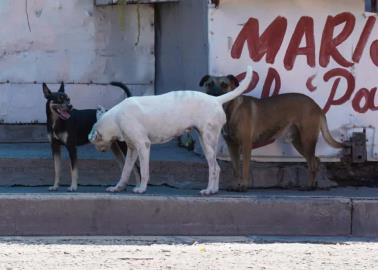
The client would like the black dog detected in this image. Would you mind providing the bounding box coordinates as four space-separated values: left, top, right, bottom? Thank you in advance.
43 82 140 191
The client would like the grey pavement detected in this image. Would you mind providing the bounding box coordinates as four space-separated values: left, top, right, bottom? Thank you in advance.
0 185 378 199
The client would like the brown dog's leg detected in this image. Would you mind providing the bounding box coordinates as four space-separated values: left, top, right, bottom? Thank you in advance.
308 156 320 188
225 139 243 191
292 129 319 190
225 140 240 176
240 140 252 192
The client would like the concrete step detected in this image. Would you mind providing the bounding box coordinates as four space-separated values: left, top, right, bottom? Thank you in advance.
0 142 211 189
0 142 342 190
0 186 377 236
0 125 377 188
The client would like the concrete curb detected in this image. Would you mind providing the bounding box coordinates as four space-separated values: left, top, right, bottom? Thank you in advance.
0 193 352 236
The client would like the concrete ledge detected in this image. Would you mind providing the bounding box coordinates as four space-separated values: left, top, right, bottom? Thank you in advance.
0 125 47 143
352 200 378 237
0 142 337 190
0 193 351 236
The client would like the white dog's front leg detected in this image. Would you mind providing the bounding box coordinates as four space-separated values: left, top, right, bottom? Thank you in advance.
110 142 141 186
132 164 141 186
133 143 150 194
107 148 138 193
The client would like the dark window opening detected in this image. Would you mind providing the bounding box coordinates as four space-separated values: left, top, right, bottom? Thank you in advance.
366 0 378 13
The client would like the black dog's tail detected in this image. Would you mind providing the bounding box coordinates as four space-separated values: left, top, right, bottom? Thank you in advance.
110 82 133 97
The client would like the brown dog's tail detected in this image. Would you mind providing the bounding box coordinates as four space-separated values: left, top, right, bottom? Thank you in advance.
216 65 253 105
320 114 345 148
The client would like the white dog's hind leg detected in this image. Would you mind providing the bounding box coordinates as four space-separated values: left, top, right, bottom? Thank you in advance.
198 129 221 196
106 148 138 192
133 142 151 194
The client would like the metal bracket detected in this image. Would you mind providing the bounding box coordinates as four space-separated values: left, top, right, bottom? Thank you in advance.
341 129 367 163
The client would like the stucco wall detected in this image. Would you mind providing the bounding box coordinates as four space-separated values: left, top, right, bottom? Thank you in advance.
155 0 209 94
0 0 154 123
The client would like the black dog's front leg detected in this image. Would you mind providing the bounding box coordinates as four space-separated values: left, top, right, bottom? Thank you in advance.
66 145 78 192
49 141 61 191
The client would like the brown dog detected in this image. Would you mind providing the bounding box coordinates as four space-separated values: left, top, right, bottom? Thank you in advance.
200 74 345 191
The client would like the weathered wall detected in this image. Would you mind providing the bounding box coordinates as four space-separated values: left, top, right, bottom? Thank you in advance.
155 0 209 94
0 0 154 123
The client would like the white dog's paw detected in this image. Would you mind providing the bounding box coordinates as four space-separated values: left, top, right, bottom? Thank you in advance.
106 185 124 193
133 186 147 194
200 188 218 196
67 185 77 192
48 185 59 191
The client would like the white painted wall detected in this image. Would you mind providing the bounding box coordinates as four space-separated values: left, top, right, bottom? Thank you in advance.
209 0 378 161
0 0 154 123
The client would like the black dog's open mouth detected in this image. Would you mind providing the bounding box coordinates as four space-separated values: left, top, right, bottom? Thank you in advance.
56 108 71 120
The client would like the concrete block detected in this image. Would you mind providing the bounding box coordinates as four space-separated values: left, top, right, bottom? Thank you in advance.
352 200 378 237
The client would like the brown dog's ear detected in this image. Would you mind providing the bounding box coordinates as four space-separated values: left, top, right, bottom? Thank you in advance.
58 82 65 93
42 83 52 99
227 75 239 87
199 75 210 87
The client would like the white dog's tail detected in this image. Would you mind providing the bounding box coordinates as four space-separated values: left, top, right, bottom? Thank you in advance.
216 65 253 105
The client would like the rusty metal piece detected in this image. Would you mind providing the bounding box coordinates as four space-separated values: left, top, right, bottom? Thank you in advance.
211 0 220 8
342 130 367 163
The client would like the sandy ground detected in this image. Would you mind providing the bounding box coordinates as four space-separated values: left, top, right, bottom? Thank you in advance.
0 236 377 270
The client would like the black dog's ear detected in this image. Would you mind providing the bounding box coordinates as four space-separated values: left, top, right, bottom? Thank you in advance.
199 75 210 87
227 75 239 87
42 83 52 99
58 82 65 93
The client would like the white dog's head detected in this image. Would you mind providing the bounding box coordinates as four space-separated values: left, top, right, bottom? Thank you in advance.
88 126 112 152
89 107 116 152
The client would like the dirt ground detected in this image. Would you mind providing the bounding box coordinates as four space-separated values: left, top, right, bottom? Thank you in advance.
0 236 377 270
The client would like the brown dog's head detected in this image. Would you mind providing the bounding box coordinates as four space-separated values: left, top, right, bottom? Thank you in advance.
43 82 73 120
199 74 239 96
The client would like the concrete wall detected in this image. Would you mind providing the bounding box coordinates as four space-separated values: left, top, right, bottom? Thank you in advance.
0 0 209 122
155 0 209 94
0 0 154 123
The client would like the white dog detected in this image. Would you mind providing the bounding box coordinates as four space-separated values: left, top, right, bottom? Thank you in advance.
89 66 253 195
